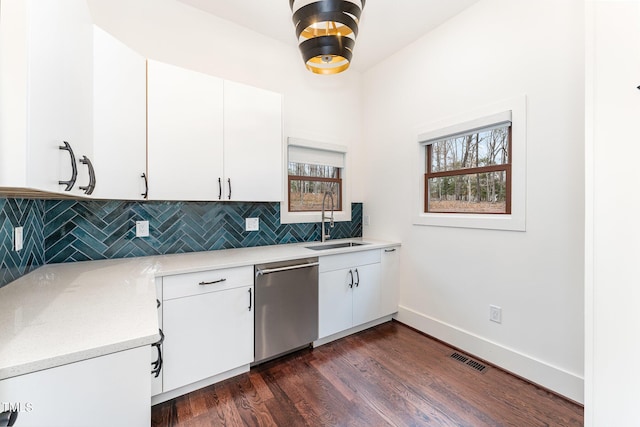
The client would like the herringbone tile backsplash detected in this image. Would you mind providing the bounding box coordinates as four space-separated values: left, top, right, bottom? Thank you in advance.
0 198 45 287
1 199 362 287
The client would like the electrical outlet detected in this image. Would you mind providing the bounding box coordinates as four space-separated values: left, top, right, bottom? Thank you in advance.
136 221 149 237
489 305 502 324
363 215 371 226
245 218 259 232
13 226 23 251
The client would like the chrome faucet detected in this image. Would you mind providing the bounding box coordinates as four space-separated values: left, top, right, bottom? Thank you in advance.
321 191 335 242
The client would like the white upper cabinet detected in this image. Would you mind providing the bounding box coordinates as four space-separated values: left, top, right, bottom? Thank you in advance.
223 81 282 201
0 0 94 195
92 26 147 200
147 60 224 201
147 60 283 202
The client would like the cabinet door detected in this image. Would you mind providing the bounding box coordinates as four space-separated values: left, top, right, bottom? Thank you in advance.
92 26 147 200
352 263 382 326
318 268 354 339
0 0 93 193
147 60 224 201
223 80 282 201
151 278 163 396
380 247 400 316
0 346 150 427
162 285 253 392
31 0 94 195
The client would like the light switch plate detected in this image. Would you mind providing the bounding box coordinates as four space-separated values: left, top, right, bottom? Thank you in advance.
14 226 23 251
245 218 259 232
136 221 149 237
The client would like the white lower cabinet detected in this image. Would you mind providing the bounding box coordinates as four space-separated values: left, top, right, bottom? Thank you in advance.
0 346 150 427
151 278 163 396
352 263 382 326
161 267 254 393
380 246 400 316
318 250 383 339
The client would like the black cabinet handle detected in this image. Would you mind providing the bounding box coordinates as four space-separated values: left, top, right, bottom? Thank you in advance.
199 278 226 286
0 410 18 427
218 177 222 200
151 328 164 378
58 141 77 191
354 268 360 287
78 156 96 195
156 298 161 309
141 173 148 199
248 288 252 311
384 248 397 253
348 270 354 288
227 178 232 200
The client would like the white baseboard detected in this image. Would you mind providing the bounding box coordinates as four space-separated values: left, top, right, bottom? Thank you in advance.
396 305 584 404
313 315 394 347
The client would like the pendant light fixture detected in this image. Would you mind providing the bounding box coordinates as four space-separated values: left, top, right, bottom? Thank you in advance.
290 0 366 75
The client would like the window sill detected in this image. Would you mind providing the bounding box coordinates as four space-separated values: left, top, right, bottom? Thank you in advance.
413 212 525 232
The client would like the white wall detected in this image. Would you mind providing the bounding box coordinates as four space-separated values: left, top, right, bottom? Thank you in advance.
586 1 640 425
86 0 365 202
362 0 585 402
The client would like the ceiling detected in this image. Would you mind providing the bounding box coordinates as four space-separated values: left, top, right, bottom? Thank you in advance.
177 0 480 72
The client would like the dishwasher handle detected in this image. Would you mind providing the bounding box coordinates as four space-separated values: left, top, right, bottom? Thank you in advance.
256 261 319 277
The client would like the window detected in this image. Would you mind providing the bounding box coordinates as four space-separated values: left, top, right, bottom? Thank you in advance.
425 123 511 214
288 162 342 212
281 138 351 224
414 96 526 231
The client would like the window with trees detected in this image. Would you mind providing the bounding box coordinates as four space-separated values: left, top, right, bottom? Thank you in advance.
415 99 525 231
288 162 342 212
425 123 511 214
283 139 348 220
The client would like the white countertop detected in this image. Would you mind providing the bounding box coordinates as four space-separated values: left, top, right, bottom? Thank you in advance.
0 238 399 380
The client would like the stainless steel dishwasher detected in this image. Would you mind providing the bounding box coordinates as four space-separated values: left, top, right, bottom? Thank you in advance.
254 257 319 364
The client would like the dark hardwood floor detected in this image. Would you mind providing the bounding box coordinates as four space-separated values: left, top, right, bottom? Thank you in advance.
152 321 583 426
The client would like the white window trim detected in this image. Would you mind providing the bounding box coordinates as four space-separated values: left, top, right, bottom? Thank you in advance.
281 137 352 224
413 95 527 231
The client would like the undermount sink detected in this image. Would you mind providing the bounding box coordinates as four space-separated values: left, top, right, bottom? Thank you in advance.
305 242 369 251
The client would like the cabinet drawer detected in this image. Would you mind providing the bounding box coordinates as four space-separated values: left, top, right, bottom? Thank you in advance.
319 249 381 273
162 266 253 300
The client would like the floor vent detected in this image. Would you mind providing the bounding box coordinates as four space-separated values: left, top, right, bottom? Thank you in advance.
449 352 488 374
450 352 469 364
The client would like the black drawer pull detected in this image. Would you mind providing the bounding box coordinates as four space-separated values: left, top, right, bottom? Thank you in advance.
151 329 164 378
58 141 77 191
199 278 227 286
141 173 148 199
0 410 18 427
384 248 397 253
78 155 96 195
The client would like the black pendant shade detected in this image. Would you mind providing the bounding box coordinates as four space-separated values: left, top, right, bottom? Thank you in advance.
290 0 366 75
